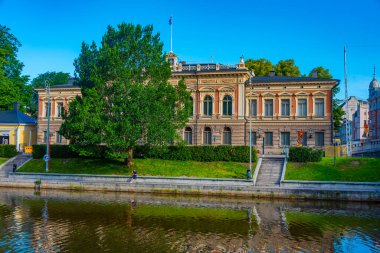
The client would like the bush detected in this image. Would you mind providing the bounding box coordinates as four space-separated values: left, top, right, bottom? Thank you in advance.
32 145 78 159
134 145 257 163
288 147 322 163
0 145 17 158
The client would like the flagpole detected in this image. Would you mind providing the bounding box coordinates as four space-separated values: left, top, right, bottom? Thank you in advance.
170 16 173 52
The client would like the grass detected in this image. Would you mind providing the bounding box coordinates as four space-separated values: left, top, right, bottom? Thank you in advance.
286 157 380 182
0 158 8 166
19 158 253 179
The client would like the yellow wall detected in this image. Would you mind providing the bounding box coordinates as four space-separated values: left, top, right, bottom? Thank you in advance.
0 124 37 151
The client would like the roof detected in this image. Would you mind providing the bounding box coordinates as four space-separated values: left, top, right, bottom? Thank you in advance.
0 110 36 124
250 76 337 83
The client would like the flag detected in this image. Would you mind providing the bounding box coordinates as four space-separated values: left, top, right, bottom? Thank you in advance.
169 16 172 25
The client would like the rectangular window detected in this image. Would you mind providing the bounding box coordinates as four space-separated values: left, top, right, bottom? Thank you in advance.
43 131 48 143
264 99 273 116
57 102 64 118
56 132 62 144
315 98 324 117
249 99 257 116
45 103 51 118
298 99 307 117
264 132 273 146
281 99 290 116
281 132 290 146
315 132 324 146
250 131 257 145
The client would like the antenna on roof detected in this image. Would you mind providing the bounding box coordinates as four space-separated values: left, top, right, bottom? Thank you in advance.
169 16 173 53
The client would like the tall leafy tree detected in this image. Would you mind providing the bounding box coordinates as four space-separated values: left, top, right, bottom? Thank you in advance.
245 58 274 76
61 23 190 167
31 71 70 88
0 25 30 111
309 66 344 131
274 59 300 77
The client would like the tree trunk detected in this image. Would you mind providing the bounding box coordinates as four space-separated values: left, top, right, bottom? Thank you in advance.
124 147 134 167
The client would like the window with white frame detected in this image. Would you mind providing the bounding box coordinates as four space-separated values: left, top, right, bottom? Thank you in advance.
203 96 213 116
298 99 307 117
315 98 324 117
264 99 273 116
250 131 257 145
249 99 257 116
57 102 64 118
222 95 232 116
281 99 290 116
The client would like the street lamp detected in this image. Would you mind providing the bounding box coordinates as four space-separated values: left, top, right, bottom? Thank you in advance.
247 70 255 180
44 80 51 172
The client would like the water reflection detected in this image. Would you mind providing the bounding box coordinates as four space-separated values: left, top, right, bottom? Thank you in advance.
0 189 379 253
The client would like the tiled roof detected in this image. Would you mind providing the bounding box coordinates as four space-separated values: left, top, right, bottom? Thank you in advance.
0 110 36 124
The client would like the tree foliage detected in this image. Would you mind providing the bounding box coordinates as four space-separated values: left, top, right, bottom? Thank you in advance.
31 71 70 88
274 59 300 77
245 58 274 76
0 25 30 111
61 23 190 167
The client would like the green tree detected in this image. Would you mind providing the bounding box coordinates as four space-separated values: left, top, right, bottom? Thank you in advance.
245 58 274 76
274 59 300 77
309 66 344 130
31 71 70 88
0 25 30 111
61 23 191 167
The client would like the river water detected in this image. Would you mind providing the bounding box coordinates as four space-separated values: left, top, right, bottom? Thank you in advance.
0 189 379 253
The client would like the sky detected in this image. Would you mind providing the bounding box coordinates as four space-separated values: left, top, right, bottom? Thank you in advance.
1 0 379 100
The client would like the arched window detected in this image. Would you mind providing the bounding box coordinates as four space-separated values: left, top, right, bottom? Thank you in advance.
223 127 232 145
223 95 232 116
184 127 193 145
203 95 213 116
203 127 212 145
189 97 194 117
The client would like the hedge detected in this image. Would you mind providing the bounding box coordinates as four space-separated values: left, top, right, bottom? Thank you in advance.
32 145 78 159
0 145 17 158
288 147 323 163
134 145 257 163
32 144 257 163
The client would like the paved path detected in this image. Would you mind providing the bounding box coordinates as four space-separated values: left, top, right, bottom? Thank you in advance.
0 154 32 177
255 157 284 187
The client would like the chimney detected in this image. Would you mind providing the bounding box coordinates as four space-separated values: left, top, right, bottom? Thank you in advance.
312 70 318 78
269 71 275 77
13 102 20 112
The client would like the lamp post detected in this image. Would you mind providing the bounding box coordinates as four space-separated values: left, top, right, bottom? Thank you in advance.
247 70 255 180
44 80 51 172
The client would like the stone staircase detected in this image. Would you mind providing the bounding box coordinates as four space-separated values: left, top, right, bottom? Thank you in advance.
255 156 285 187
0 154 32 177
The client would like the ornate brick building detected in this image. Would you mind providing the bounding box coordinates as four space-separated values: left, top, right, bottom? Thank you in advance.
168 53 338 154
368 68 380 139
35 80 81 145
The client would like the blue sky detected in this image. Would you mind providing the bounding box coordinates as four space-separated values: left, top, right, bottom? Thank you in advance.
1 0 379 99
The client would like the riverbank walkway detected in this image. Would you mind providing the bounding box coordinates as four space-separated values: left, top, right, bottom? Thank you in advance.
0 154 379 201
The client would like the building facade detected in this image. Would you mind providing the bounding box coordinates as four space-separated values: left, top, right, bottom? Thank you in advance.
0 102 36 151
368 69 380 140
35 81 81 145
168 53 338 154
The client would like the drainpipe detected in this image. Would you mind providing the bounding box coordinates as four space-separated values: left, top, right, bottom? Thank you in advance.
195 71 199 146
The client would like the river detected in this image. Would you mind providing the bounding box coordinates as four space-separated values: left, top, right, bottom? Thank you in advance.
0 189 379 252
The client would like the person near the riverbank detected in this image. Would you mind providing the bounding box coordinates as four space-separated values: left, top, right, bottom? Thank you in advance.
129 169 137 183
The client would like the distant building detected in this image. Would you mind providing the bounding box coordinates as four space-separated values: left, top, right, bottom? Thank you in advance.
368 68 380 139
0 102 36 151
168 53 339 154
339 96 369 143
35 79 81 145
